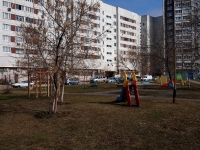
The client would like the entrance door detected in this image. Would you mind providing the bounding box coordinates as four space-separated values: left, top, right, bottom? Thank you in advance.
15 74 18 83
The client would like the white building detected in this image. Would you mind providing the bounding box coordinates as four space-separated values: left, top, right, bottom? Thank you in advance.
0 0 157 82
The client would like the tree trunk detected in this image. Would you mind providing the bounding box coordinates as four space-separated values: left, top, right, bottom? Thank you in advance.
60 83 65 103
52 71 60 113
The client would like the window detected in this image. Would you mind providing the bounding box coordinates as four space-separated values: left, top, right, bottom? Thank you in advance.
114 36 116 39
175 17 182 21
15 37 23 42
182 9 190 13
26 0 33 2
16 4 24 11
3 46 10 52
167 19 173 23
107 45 112 47
96 16 100 20
2 35 10 42
37 20 44 25
167 25 173 30
3 24 10 30
175 10 182 14
16 48 24 54
114 15 116 18
16 26 22 32
102 11 104 15
106 23 111 26
175 23 182 27
167 12 172 17
26 17 34 23
16 15 24 22
38 0 44 5
3 12 10 19
3 1 10 7
167 0 172 4
106 15 111 19
107 38 112 40
107 52 112 54
167 6 172 10
183 16 189 20
25 7 33 13
114 43 116 46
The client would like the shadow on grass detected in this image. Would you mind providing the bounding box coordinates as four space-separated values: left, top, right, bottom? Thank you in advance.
90 101 139 108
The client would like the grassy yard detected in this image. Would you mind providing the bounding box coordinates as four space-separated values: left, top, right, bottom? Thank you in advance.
0 85 200 150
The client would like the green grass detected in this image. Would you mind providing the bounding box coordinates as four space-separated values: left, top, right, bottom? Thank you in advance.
65 82 118 93
0 91 200 149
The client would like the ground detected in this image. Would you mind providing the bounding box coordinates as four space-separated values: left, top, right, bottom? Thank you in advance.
0 80 200 149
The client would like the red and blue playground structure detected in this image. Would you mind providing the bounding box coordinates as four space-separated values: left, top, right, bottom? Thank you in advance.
115 71 140 107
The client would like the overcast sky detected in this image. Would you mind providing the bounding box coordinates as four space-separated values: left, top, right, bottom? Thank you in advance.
102 0 163 17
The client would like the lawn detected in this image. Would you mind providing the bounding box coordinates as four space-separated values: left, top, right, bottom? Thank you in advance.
0 85 200 150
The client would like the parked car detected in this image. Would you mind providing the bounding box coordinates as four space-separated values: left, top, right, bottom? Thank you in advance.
12 80 34 88
106 77 117 83
152 76 157 80
136 76 141 81
91 76 106 83
141 75 153 81
65 78 79 85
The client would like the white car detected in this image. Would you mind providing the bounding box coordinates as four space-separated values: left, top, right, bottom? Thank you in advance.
92 76 106 83
141 75 153 81
12 81 34 88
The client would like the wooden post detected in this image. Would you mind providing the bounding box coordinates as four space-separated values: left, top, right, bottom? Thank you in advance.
47 73 50 97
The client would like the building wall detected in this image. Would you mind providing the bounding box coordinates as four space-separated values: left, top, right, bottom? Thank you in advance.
0 0 156 82
163 0 200 78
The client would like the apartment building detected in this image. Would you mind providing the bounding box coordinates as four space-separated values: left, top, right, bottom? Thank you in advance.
141 15 164 75
163 0 200 79
0 0 41 83
0 0 155 82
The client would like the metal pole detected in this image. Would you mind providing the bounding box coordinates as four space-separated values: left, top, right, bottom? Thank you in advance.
173 47 176 103
28 53 30 98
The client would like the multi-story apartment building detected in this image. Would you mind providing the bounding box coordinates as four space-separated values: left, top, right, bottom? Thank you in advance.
0 0 40 83
141 15 163 75
163 0 200 79
0 0 158 83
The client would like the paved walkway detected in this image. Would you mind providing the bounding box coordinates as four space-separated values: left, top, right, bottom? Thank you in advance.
68 89 200 101
189 80 200 85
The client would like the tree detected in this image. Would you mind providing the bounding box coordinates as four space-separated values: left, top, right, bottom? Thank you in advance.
117 46 140 75
17 0 100 113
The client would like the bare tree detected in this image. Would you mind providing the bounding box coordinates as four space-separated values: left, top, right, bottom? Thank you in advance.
17 0 100 113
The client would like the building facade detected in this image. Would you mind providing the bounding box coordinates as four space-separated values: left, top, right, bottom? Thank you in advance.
0 0 161 83
163 0 200 79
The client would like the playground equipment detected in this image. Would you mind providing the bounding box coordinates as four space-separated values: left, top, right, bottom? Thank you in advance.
28 70 53 98
161 73 185 87
115 71 140 107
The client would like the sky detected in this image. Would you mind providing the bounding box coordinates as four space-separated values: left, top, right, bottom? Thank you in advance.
102 0 163 17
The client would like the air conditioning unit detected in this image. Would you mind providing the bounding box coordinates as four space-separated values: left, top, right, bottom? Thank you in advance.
7 8 11 12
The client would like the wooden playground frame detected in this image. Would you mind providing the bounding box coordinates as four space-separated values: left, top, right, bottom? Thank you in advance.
28 69 53 98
